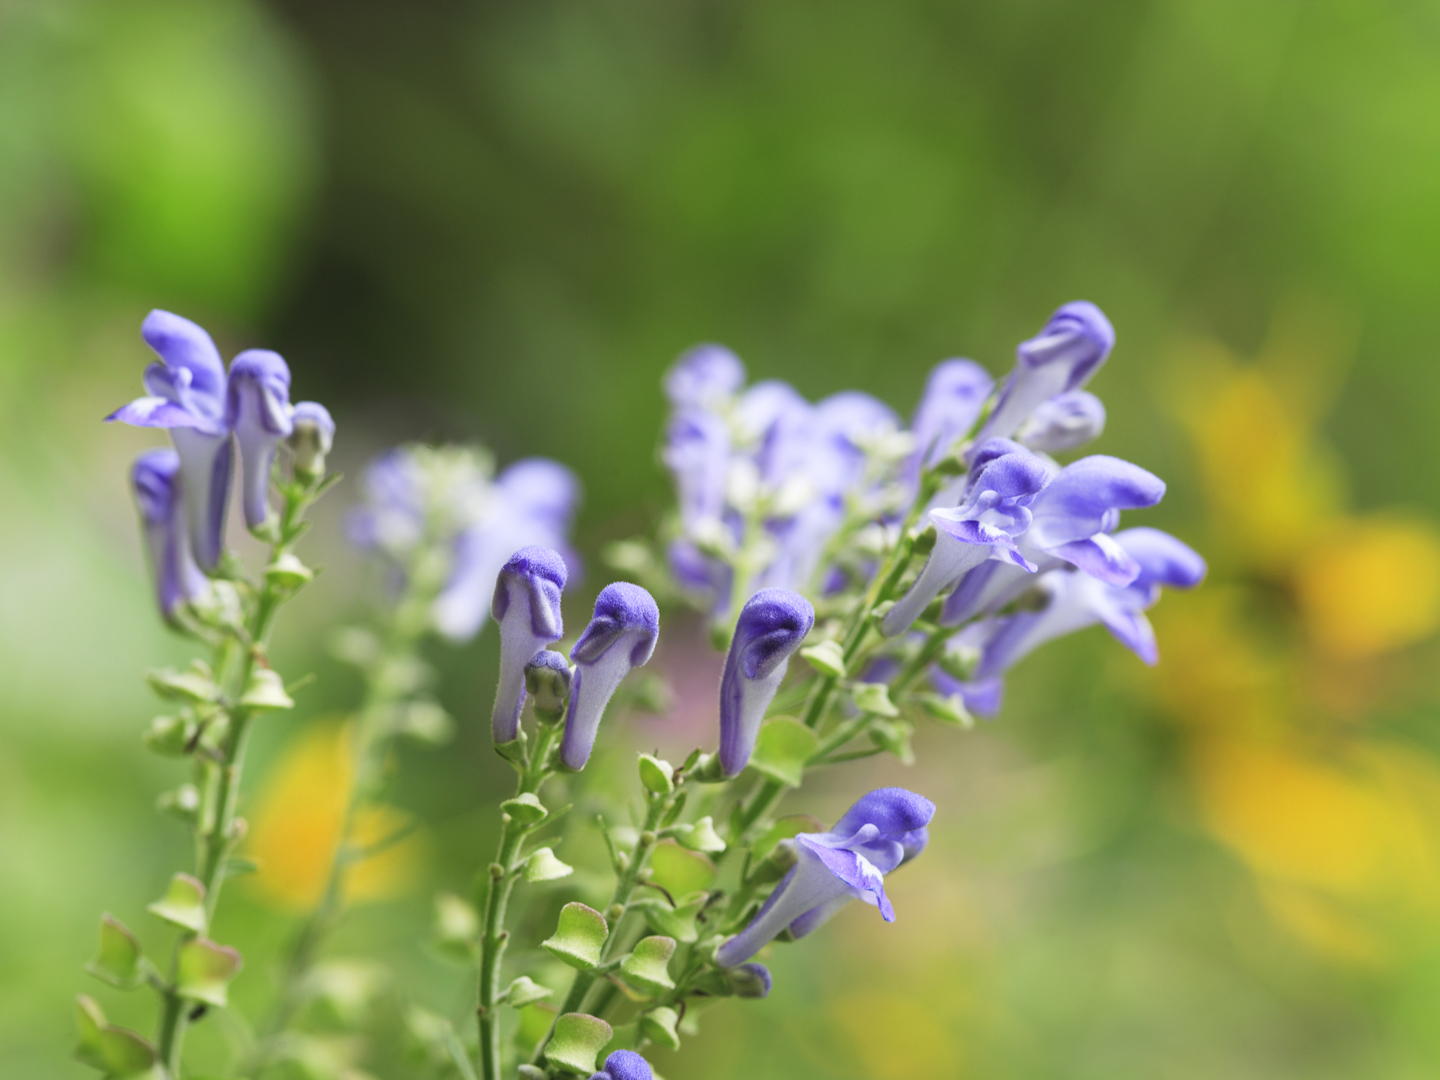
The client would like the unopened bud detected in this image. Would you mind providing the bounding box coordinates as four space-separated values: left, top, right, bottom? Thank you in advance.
524 651 572 723
288 401 335 483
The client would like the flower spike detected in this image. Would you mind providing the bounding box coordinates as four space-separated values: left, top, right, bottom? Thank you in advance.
224 349 293 530
716 787 935 967
978 301 1115 444
131 449 211 623
719 589 816 777
880 443 1050 638
491 547 568 744
560 583 660 770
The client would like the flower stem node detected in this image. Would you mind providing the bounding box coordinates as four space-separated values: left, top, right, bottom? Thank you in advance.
86 915 144 989
240 668 294 711
156 784 201 822
544 1012 613 1075
606 904 626 923
690 752 726 783
147 872 208 934
619 936 677 996
501 793 548 827
799 639 846 679
639 1005 681 1050
74 994 161 1078
264 553 313 589
672 815 726 854
524 847 575 883
541 903 610 971
637 754 674 795
175 938 243 1008
501 976 553 1008
849 682 899 718
494 729 528 768
147 663 218 704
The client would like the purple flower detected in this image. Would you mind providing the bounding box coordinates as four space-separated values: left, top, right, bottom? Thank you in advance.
907 358 994 480
880 444 1051 638
224 350 293 529
588 1049 653 1080
718 589 815 777
1015 389 1106 454
490 547 568 744
941 454 1166 626
809 391 899 496
289 401 335 480
664 343 745 409
662 409 731 529
108 311 234 570
716 787 935 967
560 583 660 770
977 301 1115 444
972 527 1206 678
729 961 772 998
131 449 211 622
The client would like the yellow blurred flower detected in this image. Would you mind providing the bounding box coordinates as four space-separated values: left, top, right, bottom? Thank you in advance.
246 720 425 910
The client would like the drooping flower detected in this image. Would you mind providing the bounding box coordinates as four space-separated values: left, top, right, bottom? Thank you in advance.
907 358 994 481
588 1049 653 1080
490 547 568 744
224 349 293 530
972 527 1206 679
880 443 1051 637
560 583 660 770
941 454 1166 626
1015 389 1106 454
715 787 935 967
718 589 815 777
130 449 211 621
108 310 234 570
976 301 1115 444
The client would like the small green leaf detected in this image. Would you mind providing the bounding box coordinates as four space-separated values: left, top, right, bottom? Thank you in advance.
646 840 716 896
141 715 194 757
74 995 107 1070
799 639 847 678
619 936 676 996
86 914 143 989
240 668 293 711
544 1013 612 1075
264 553 313 588
494 728 528 768
633 891 707 944
913 691 975 729
501 792 548 826
303 959 387 1027
147 664 217 703
540 903 609 971
690 751 726 783
849 682 899 718
523 847 574 883
502 975 553 1008
637 753 674 795
750 814 822 863
671 815 726 854
74 996 161 1078
175 938 242 1008
432 892 479 963
749 718 819 787
869 717 915 764
397 699 454 744
639 1006 681 1051
147 873 208 934
224 856 260 879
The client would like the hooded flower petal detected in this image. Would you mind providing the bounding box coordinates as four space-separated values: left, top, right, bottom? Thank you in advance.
978 301 1115 442
908 358 994 478
224 349 293 530
289 401 335 479
718 589 815 777
560 583 660 769
490 547 569 743
715 786 934 967
131 449 210 621
1016 389 1106 454
663 343 745 409
880 446 1050 637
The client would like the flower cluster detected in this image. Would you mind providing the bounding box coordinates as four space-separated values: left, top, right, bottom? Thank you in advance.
347 445 580 641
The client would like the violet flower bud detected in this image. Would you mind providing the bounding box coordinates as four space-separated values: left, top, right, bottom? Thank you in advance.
107 310 234 570
224 349 293 530
525 649 572 722
560 583 660 770
663 343 745 409
588 1049 653 1080
491 547 568 744
718 589 815 777
908 358 994 479
880 444 1050 638
289 401 335 482
1015 389 1106 454
716 787 935 967
977 301 1115 444
131 449 211 623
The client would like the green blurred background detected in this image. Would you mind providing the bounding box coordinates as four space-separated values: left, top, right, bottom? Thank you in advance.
5 1 1440 1077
